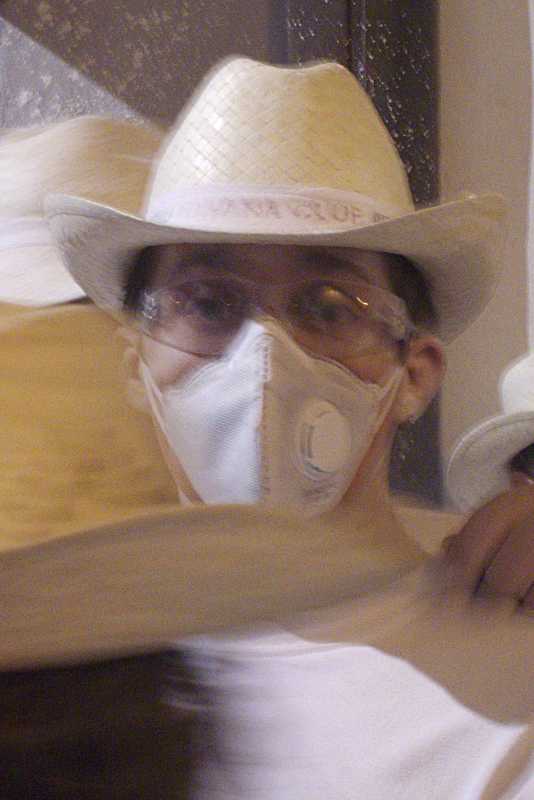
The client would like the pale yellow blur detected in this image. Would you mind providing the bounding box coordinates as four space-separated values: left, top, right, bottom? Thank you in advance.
0 304 178 550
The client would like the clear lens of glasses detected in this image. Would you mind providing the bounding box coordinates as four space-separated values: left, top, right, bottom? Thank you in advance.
135 271 413 358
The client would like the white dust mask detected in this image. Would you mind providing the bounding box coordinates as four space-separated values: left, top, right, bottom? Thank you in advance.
141 320 403 517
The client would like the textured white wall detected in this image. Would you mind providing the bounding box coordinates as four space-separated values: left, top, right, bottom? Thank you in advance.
440 1 531 474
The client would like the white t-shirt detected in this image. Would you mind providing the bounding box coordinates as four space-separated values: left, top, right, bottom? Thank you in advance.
189 561 534 800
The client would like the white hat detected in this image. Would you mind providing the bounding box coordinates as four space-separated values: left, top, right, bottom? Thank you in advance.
447 353 534 510
46 58 507 342
0 304 417 666
0 116 163 306
0 504 416 668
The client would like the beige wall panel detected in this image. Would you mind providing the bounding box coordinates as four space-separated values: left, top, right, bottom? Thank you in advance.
439 0 531 482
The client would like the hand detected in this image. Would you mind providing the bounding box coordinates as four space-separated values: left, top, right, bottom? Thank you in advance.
443 484 534 610
114 326 148 411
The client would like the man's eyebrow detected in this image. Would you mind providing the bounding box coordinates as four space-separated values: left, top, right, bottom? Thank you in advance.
180 245 226 264
299 249 375 278
166 245 227 277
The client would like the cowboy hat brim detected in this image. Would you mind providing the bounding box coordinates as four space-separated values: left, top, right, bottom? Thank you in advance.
447 411 534 511
45 191 506 342
0 243 86 305
0 504 416 668
0 216 85 305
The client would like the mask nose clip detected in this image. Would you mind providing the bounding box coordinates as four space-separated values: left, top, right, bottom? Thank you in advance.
225 315 293 361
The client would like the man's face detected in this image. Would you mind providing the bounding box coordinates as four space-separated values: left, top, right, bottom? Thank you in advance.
134 241 445 505
139 242 405 391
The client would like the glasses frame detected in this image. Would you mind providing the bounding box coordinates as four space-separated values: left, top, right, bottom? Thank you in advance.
136 269 415 357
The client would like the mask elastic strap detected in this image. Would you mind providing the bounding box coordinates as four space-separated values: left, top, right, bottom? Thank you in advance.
139 360 167 434
349 365 405 506
374 366 405 433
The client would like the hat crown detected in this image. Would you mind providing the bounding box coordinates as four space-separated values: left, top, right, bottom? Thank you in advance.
500 355 534 414
148 58 414 216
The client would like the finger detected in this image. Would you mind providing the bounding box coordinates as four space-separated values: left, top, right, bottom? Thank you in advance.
113 325 139 348
479 512 534 601
440 533 457 553
522 582 534 611
121 345 140 375
444 484 534 591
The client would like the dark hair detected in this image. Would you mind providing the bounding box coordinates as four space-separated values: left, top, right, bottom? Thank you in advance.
385 253 438 333
0 650 204 799
123 247 159 315
122 246 438 335
509 442 534 479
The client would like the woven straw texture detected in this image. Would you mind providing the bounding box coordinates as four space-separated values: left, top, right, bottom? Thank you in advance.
149 59 413 212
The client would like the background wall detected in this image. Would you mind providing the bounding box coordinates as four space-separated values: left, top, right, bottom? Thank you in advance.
530 0 534 347
439 1 531 482
0 0 276 127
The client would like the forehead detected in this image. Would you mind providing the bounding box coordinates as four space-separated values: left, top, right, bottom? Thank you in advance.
149 243 394 290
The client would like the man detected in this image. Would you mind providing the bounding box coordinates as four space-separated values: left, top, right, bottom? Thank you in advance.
47 58 534 797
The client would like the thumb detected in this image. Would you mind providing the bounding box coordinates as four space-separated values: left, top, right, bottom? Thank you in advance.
442 484 534 593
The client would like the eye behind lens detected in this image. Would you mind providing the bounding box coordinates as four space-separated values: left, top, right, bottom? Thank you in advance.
139 281 249 356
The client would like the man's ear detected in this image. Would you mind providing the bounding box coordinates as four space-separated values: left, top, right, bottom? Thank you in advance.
393 334 446 424
114 326 150 413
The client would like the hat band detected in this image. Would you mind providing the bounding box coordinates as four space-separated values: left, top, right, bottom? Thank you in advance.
147 185 408 235
0 216 54 251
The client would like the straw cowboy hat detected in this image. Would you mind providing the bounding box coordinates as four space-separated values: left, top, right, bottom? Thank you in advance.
0 303 447 668
1 502 422 668
0 306 422 667
447 353 534 511
0 116 163 307
0 302 452 667
45 57 506 342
